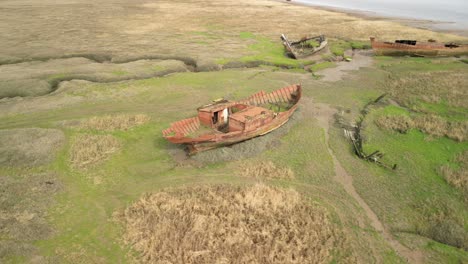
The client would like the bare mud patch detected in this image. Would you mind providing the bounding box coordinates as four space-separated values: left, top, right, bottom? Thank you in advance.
0 128 64 167
116 184 352 264
316 50 373 82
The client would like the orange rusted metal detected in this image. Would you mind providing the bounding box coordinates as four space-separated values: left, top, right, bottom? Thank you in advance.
370 37 468 57
163 84 302 154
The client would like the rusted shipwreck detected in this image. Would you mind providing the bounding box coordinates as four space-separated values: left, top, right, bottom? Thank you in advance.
163 84 302 154
370 37 468 57
281 34 328 59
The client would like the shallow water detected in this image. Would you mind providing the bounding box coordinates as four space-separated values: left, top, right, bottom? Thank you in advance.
297 0 468 31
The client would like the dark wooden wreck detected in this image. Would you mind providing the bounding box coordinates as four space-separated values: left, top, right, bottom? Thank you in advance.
370 37 468 57
163 84 302 154
281 34 328 59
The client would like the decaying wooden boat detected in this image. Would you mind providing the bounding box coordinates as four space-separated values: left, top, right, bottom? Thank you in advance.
370 37 468 57
163 84 302 154
281 34 328 59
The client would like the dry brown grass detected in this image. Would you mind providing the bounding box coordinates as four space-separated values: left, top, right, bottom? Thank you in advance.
413 115 468 141
375 115 414 133
116 184 352 264
381 67 468 141
70 134 120 169
239 161 294 179
413 115 449 138
0 128 64 167
439 151 468 197
417 116 468 141
445 122 468 142
376 114 468 141
74 114 150 131
385 71 468 109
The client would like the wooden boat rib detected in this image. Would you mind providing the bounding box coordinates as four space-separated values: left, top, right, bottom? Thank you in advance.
370 37 468 57
281 34 328 59
163 84 302 154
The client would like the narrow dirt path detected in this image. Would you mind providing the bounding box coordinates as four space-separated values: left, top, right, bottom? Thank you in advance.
311 101 424 263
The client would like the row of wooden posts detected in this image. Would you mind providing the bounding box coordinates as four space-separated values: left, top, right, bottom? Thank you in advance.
344 94 397 170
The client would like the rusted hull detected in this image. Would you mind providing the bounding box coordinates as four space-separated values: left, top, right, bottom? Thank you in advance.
370 37 468 57
187 107 296 154
163 84 301 154
372 47 468 57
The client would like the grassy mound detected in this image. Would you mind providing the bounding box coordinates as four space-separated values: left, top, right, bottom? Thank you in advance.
117 184 348 263
0 79 51 98
0 128 64 167
70 134 120 169
239 161 294 179
0 172 60 261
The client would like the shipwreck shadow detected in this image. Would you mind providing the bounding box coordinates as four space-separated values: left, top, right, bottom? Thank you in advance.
188 108 303 165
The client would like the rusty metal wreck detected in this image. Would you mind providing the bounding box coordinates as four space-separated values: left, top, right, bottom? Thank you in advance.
163 84 302 154
370 37 468 57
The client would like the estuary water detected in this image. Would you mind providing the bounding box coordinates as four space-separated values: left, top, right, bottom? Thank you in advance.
296 0 468 31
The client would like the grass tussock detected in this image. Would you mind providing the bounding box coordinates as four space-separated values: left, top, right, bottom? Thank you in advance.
239 161 294 179
78 114 150 131
413 199 467 250
70 134 120 169
439 151 468 197
375 115 414 133
117 184 351 264
414 115 468 141
413 115 448 137
376 114 468 141
385 71 468 109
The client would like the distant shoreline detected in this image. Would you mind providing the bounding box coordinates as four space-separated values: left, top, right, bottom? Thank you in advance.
277 0 468 38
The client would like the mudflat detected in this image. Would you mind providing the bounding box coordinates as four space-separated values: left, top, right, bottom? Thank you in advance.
1 0 464 64
0 0 467 263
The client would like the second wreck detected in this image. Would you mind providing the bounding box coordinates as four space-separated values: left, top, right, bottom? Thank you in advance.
163 84 302 154
370 37 468 57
